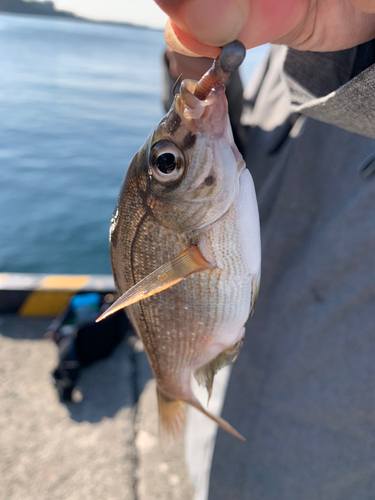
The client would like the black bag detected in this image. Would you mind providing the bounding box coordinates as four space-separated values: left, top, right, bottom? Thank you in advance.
47 292 129 401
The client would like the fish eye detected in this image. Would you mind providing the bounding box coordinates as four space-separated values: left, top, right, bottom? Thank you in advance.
157 152 176 174
150 140 185 184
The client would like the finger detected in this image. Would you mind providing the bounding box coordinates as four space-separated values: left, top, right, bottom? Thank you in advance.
165 19 221 57
159 0 311 55
349 0 375 13
179 0 249 46
165 48 213 79
157 0 249 46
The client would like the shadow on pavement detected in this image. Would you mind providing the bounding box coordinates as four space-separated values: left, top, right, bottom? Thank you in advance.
66 339 152 423
0 314 152 424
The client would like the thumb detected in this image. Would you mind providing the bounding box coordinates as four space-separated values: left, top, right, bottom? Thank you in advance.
156 0 249 52
156 0 312 57
349 0 375 13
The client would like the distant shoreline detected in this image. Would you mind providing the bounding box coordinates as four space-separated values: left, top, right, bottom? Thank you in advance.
0 2 163 32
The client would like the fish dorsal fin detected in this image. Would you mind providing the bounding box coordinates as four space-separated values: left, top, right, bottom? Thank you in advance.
96 244 214 322
194 336 244 402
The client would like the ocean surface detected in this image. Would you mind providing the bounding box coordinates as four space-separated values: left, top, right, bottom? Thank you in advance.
0 13 268 275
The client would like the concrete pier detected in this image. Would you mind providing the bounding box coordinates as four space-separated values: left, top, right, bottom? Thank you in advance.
0 314 194 500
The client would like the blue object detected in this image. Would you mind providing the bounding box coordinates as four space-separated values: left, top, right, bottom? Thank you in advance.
70 293 101 321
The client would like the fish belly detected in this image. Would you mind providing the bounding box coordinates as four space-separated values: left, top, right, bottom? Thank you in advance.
195 168 261 366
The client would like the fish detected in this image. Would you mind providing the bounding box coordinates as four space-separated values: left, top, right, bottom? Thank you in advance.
97 42 261 448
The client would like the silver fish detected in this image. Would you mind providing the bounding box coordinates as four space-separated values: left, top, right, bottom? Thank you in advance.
98 43 261 447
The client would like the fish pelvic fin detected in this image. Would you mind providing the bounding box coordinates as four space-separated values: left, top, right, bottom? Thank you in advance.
186 395 245 442
157 387 187 450
194 337 244 403
96 244 214 322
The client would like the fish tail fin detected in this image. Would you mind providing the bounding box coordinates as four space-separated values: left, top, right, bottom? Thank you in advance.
186 396 245 442
156 388 186 450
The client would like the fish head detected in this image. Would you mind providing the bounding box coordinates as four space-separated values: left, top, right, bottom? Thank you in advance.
132 78 245 233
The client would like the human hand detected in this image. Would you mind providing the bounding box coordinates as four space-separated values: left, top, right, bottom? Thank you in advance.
165 48 213 80
155 0 375 57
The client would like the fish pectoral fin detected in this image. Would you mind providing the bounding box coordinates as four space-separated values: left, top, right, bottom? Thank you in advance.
194 336 244 403
96 244 214 322
187 396 245 442
157 388 186 450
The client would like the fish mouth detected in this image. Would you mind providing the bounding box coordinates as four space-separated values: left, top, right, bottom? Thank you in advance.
175 78 228 134
177 78 226 120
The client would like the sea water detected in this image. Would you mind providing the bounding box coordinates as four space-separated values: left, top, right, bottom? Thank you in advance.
0 13 267 274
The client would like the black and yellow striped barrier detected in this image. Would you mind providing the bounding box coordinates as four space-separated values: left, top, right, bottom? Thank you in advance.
0 273 116 317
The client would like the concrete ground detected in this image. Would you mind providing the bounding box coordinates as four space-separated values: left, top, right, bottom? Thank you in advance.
0 315 194 500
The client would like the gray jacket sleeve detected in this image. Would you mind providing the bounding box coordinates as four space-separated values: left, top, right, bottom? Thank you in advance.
283 41 375 138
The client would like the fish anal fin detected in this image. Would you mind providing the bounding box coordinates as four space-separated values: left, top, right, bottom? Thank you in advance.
194 337 244 402
157 388 186 450
96 244 214 322
186 396 245 442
